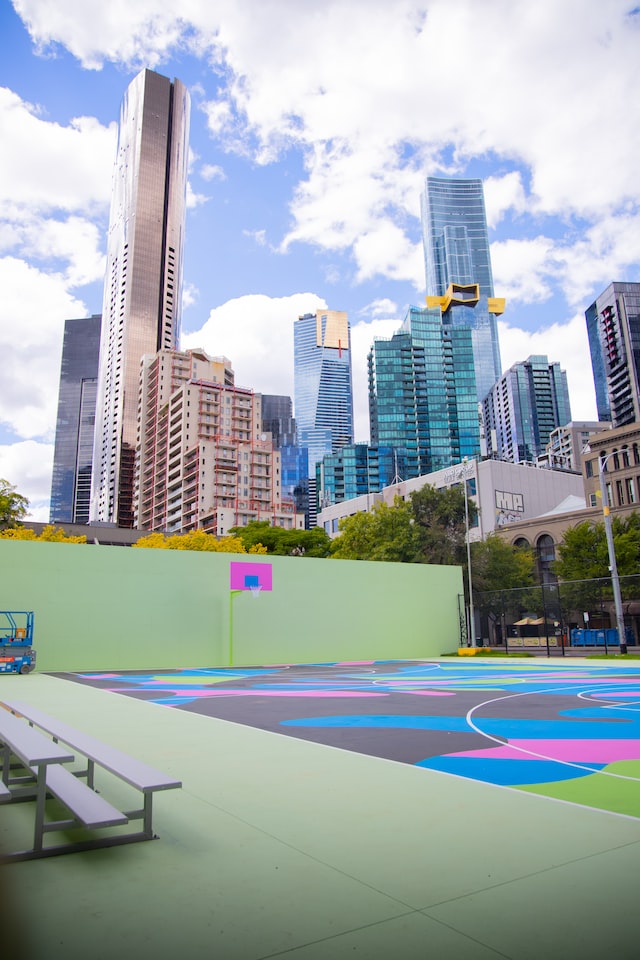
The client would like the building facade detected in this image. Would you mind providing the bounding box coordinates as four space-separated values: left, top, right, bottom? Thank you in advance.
294 309 353 525
586 281 640 428
483 355 572 464
542 420 609 473
421 176 504 402
50 315 102 524
318 457 584 542
136 349 302 534
317 444 408 510
91 69 190 527
368 305 480 479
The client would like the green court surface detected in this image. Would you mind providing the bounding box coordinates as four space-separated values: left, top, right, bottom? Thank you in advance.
2 662 640 960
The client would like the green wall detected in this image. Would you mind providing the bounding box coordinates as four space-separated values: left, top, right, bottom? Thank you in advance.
0 541 463 671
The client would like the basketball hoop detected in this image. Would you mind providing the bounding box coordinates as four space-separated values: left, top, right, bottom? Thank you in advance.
249 585 262 600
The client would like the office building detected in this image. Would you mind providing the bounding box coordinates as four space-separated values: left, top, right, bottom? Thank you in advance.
50 315 102 524
260 395 308 518
136 348 302 534
91 69 190 527
368 305 481 479
317 444 407 510
586 281 640 427
421 177 504 401
294 309 353 525
483 355 572 464
318 457 583 541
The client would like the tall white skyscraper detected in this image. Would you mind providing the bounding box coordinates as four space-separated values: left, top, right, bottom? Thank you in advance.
90 69 190 526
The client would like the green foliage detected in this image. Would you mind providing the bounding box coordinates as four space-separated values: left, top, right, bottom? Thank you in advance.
0 479 29 529
229 520 331 557
330 497 420 561
0 524 86 543
471 534 536 608
330 484 475 566
132 530 257 552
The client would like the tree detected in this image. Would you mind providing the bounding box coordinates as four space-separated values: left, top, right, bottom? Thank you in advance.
0 479 28 529
330 498 419 561
229 520 331 557
470 534 537 641
0 524 86 543
132 530 263 552
409 483 475 566
330 485 474 565
552 514 640 613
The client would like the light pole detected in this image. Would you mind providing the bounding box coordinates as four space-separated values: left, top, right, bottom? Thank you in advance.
598 452 627 653
460 458 476 647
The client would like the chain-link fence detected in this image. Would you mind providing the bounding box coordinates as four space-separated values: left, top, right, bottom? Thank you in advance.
470 574 640 652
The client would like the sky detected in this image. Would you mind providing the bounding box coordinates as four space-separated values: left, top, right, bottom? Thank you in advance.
1 0 640 521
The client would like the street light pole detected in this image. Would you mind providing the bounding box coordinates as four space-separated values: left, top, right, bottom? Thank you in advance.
461 458 476 647
598 453 627 653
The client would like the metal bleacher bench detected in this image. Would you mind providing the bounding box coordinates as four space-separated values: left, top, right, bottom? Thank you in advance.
1 698 181 861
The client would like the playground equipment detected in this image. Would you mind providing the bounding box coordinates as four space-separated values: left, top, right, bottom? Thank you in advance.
0 611 36 674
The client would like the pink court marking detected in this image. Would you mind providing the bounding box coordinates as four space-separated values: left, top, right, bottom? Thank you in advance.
403 690 455 697
454 739 640 763
107 688 388 698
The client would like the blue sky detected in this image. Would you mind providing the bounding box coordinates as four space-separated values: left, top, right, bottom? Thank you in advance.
1 0 640 519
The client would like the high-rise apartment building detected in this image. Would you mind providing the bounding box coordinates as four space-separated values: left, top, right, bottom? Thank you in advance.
294 310 353 525
586 281 640 427
421 177 504 401
368 305 480 478
483 355 572 463
136 349 301 534
91 69 190 527
50 315 102 524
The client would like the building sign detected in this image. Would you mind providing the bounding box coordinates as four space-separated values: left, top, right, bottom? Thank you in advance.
495 489 524 525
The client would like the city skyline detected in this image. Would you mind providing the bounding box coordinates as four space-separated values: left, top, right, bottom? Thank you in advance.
1 2 639 520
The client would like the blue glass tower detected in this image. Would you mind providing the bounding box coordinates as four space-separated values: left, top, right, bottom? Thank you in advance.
483 355 572 463
421 177 503 402
368 306 480 478
294 310 354 470
50 315 102 523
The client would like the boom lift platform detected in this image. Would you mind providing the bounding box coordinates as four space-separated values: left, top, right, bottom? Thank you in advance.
0 611 36 674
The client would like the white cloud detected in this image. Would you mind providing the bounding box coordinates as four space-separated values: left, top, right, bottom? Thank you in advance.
181 291 327 396
200 163 226 182
0 257 86 439
0 87 115 215
11 1 640 313
0 440 54 522
498 314 598 423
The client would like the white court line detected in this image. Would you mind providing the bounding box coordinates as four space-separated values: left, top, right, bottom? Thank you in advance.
465 682 640 784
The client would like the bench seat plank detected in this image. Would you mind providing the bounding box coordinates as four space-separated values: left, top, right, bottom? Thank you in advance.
36 764 128 829
4 700 181 792
0 708 74 767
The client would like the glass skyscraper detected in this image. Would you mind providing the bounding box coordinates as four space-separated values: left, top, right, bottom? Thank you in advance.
50 315 102 524
294 310 353 468
483 355 572 463
90 69 190 527
294 310 353 527
421 177 503 401
368 305 480 478
586 282 640 427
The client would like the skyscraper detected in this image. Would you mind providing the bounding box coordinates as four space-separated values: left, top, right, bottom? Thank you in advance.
483 355 572 463
90 69 190 527
586 281 640 427
294 310 353 524
368 305 480 478
50 315 102 524
421 177 504 401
